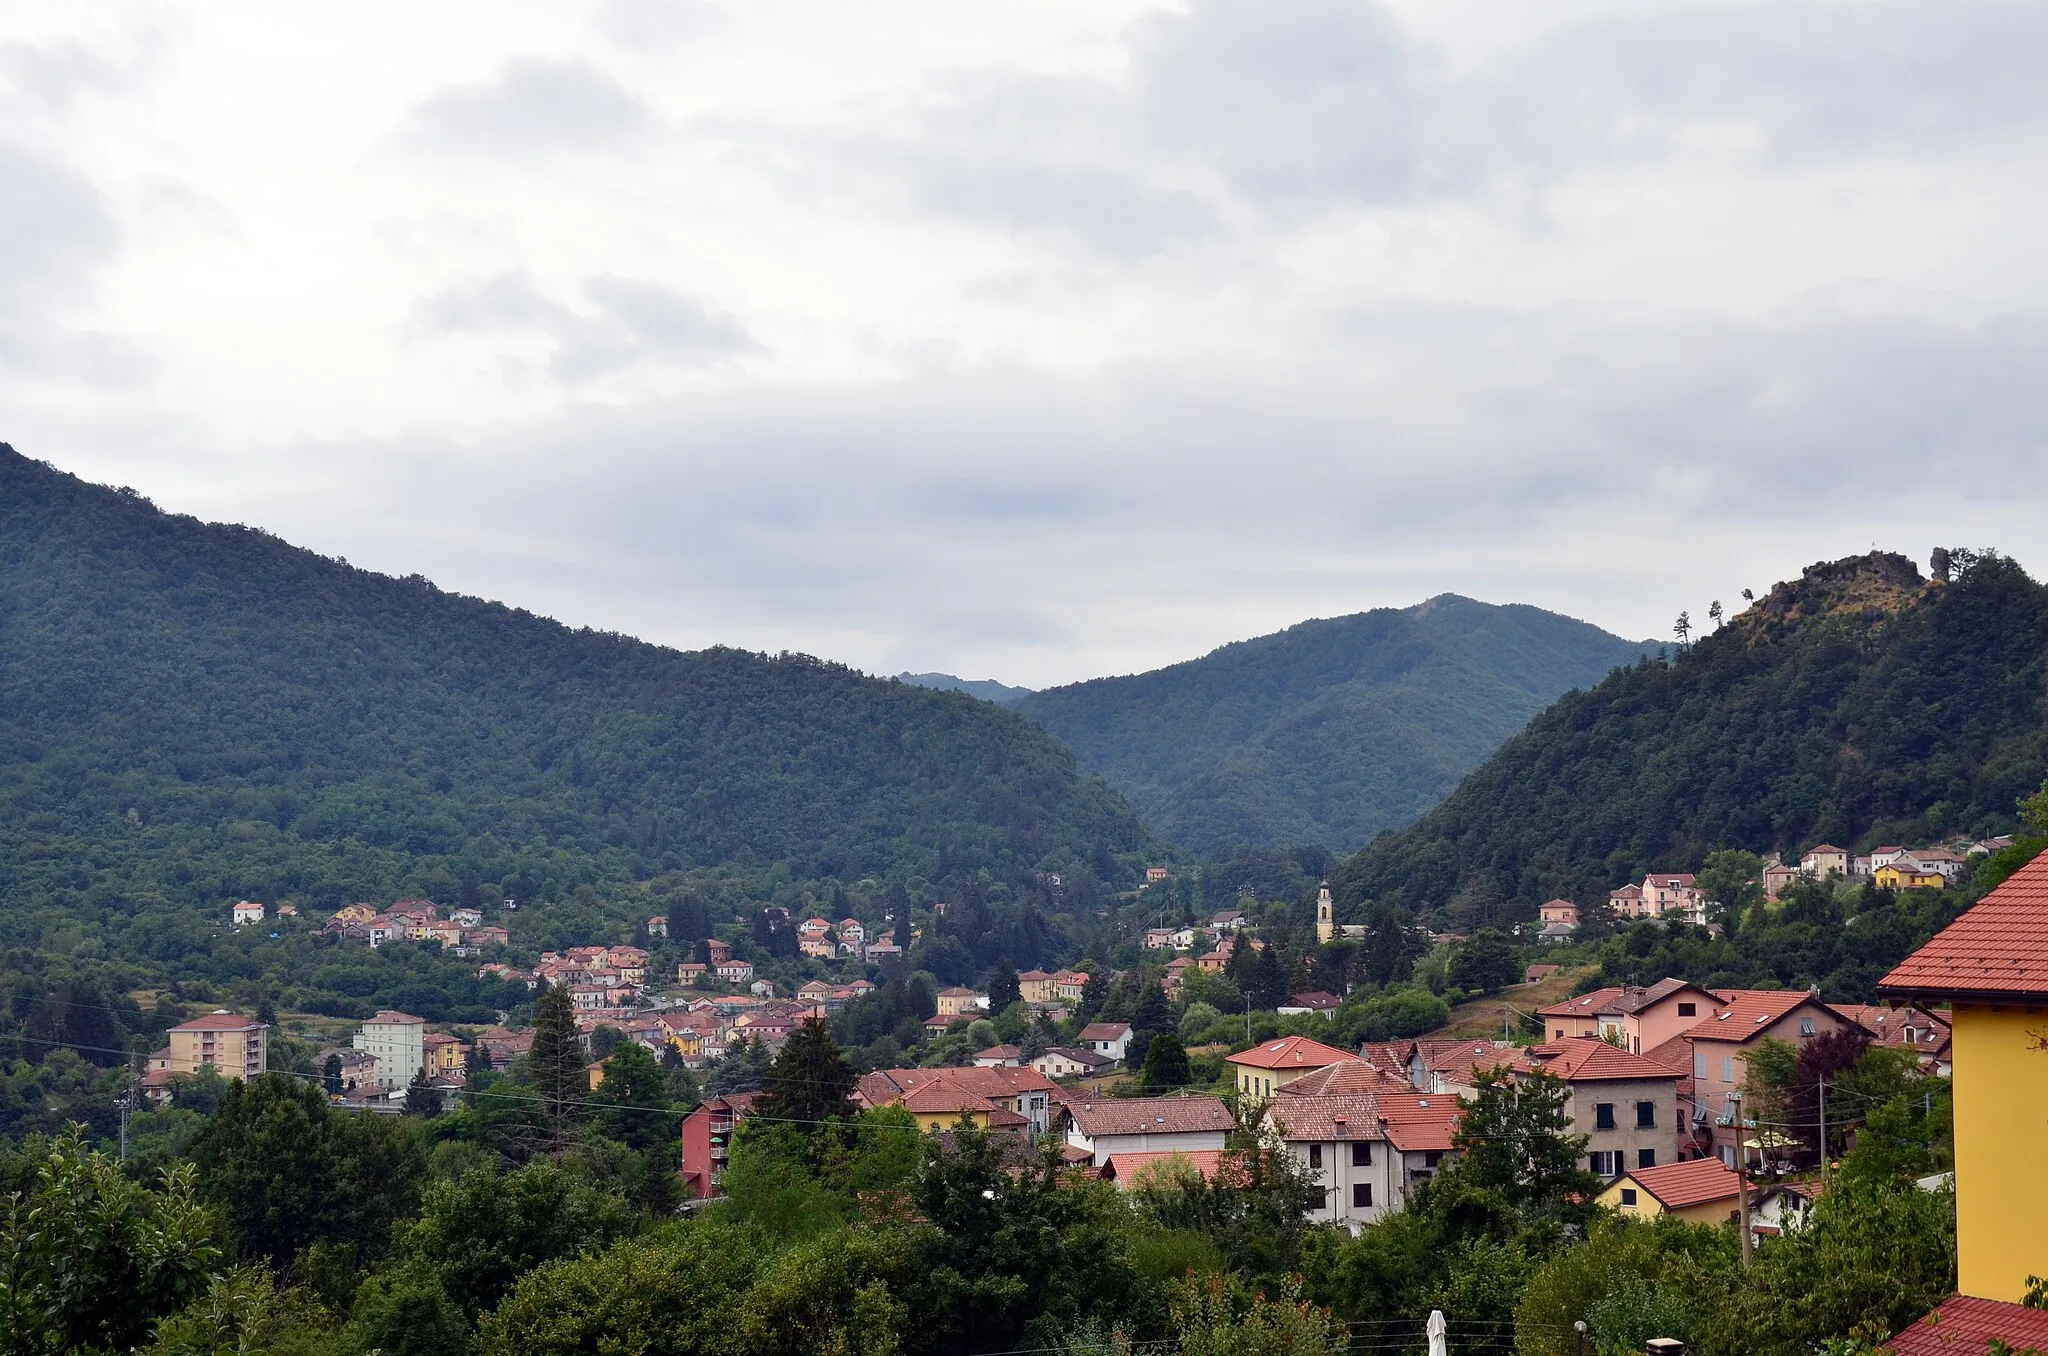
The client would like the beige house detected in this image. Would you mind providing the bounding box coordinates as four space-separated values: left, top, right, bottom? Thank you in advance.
166 1011 269 1082
1535 1038 1681 1178
936 986 983 1017
1799 844 1850 879
1678 991 1853 1166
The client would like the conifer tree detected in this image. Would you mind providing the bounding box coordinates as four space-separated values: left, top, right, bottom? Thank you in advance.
403 1067 444 1119
527 984 585 1146
987 961 1021 1013
753 1016 857 1130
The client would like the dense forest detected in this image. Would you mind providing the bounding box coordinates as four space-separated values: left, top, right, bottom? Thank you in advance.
0 445 1145 951
1335 550 2048 924
1017 596 1651 855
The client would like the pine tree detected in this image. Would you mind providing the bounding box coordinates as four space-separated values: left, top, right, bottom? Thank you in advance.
753 1016 857 1130
987 961 1021 1012
321 1053 342 1097
403 1068 443 1119
1143 1033 1191 1089
527 984 585 1146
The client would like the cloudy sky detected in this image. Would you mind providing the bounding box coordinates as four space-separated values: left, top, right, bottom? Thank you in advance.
5 1 2045 687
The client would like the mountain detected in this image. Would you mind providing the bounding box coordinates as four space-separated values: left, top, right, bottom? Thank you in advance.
1013 596 1654 855
1335 550 2048 922
0 447 1141 938
894 672 1033 705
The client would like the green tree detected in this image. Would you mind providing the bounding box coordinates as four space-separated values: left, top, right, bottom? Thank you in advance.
322 1053 343 1097
404 1068 445 1119
1695 850 1765 933
394 1162 637 1321
754 1017 857 1134
987 962 1022 1013
1448 928 1521 994
1434 1069 1599 1228
0 1127 223 1356
146 1265 346 1356
589 1040 675 1150
1144 1033 1193 1089
525 985 584 1148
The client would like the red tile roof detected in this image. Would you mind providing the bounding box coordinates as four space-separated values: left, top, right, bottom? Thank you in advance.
1621 1157 1742 1209
1100 1151 1225 1186
1265 1094 1388 1142
1276 1058 1410 1097
1886 1296 2048 1355
169 1010 263 1032
1068 1095 1234 1138
1880 847 2048 1000
1683 990 1829 1043
1227 1035 1355 1070
1376 1093 1462 1152
1538 987 1625 1018
1538 1037 1685 1083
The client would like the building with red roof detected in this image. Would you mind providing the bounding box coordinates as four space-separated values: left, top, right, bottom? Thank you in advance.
1683 989 1853 1166
1098 1150 1226 1190
1261 1088 1462 1232
1537 987 1626 1041
1226 1035 1356 1099
1880 847 2048 1306
1885 1296 2048 1355
1596 1157 1743 1225
1063 1094 1234 1166
855 1066 1057 1133
1532 1038 1683 1179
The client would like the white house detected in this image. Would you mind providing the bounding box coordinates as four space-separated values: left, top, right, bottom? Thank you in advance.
352 1010 426 1088
1030 1047 1111 1079
231 900 266 926
1262 1091 1463 1232
1076 1022 1132 1065
1064 1095 1234 1166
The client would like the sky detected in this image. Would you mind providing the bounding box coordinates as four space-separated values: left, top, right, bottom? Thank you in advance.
4 0 2046 688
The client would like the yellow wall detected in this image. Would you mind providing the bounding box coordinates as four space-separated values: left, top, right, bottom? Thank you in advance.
911 1109 992 1132
1596 1177 1737 1227
1952 1004 2048 1303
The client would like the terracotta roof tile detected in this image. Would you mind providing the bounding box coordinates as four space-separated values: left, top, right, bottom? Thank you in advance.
1265 1094 1388 1142
1226 1035 1355 1071
1101 1150 1225 1185
1886 1296 2048 1355
1880 848 2048 999
169 1010 263 1032
1277 1058 1411 1096
1621 1157 1742 1209
1683 990 1828 1042
1537 987 1625 1018
1068 1095 1233 1137
1537 1037 1685 1083
1376 1093 1462 1152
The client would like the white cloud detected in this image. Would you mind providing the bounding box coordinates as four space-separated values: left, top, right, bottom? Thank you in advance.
2 0 2045 687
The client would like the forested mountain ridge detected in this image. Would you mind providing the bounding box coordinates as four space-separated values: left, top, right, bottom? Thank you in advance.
0 446 1141 943
1335 550 2048 923
895 672 1033 705
1015 595 1653 855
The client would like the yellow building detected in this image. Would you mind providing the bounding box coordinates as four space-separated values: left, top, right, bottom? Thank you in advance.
1597 1158 1743 1226
1226 1035 1355 1100
166 1011 269 1082
1880 849 2048 1304
1315 883 1334 944
1875 857 1946 891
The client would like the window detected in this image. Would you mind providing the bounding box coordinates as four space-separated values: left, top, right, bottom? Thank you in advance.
1554 1027 1565 1040
1635 1101 1657 1129
1800 1018 1816 1037
1620 1188 1638 1207
1595 1103 1616 1130
1351 1182 1373 1208
1677 1002 1697 1017
1588 1151 1617 1177
1309 1144 1323 1169
1694 1051 1707 1078
1352 1142 1371 1167
1307 1188 1328 1212
1638 1148 1656 1169
1424 1151 1443 1168
1722 1056 1734 1082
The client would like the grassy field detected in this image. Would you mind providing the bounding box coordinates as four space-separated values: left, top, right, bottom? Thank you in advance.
1430 964 1597 1039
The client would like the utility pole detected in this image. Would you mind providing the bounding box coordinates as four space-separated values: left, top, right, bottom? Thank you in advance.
1731 1091 1752 1268
1818 1077 1827 1180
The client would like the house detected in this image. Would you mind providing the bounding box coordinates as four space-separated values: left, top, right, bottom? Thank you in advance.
935 986 983 1017
314 1047 379 1094
834 918 865 949
1829 1003 1953 1076
1887 1300 2048 1356
924 1012 965 1038
448 907 483 929
1910 847 1968 883
1195 947 1231 974
1750 1179 1823 1240
1276 992 1342 1019
421 1031 466 1078
677 962 708 985
1274 1057 1411 1097
799 935 837 959
1641 873 1706 925
1226 1035 1356 1100
1212 909 1248 931
231 900 265 926
352 1010 427 1088
1762 861 1801 901
1161 956 1195 997
1595 978 1725 1055
1142 928 1178 951
1145 866 1171 882
164 1011 269 1084
466 925 509 949
1525 964 1560 984
1167 929 1199 953
796 980 836 1004
1538 899 1579 928
1264 1091 1463 1231
1875 854 1947 891
1537 988 1625 1041
1608 883 1646 917
476 1027 533 1066
1596 1158 1744 1225
1018 970 1057 1004
862 939 904 963
1799 844 1850 879
646 914 668 938
276 903 298 918
1063 1094 1234 1166
715 959 756 985
331 902 378 926
1536 923 1578 944
1031 1046 1112 1079
1052 970 1089 1002
1406 1040 1540 1096
856 1067 1057 1133
1533 1038 1683 1179
679 1092 756 1199
1077 1022 1132 1065
974 1044 1023 1068
1879 849 2048 1304
1679 990 1853 1167
704 938 733 965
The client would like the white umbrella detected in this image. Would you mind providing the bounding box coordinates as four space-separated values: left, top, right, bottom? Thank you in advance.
1427 1309 1448 1356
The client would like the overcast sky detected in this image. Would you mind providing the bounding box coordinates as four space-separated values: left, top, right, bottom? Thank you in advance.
5 1 2045 687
